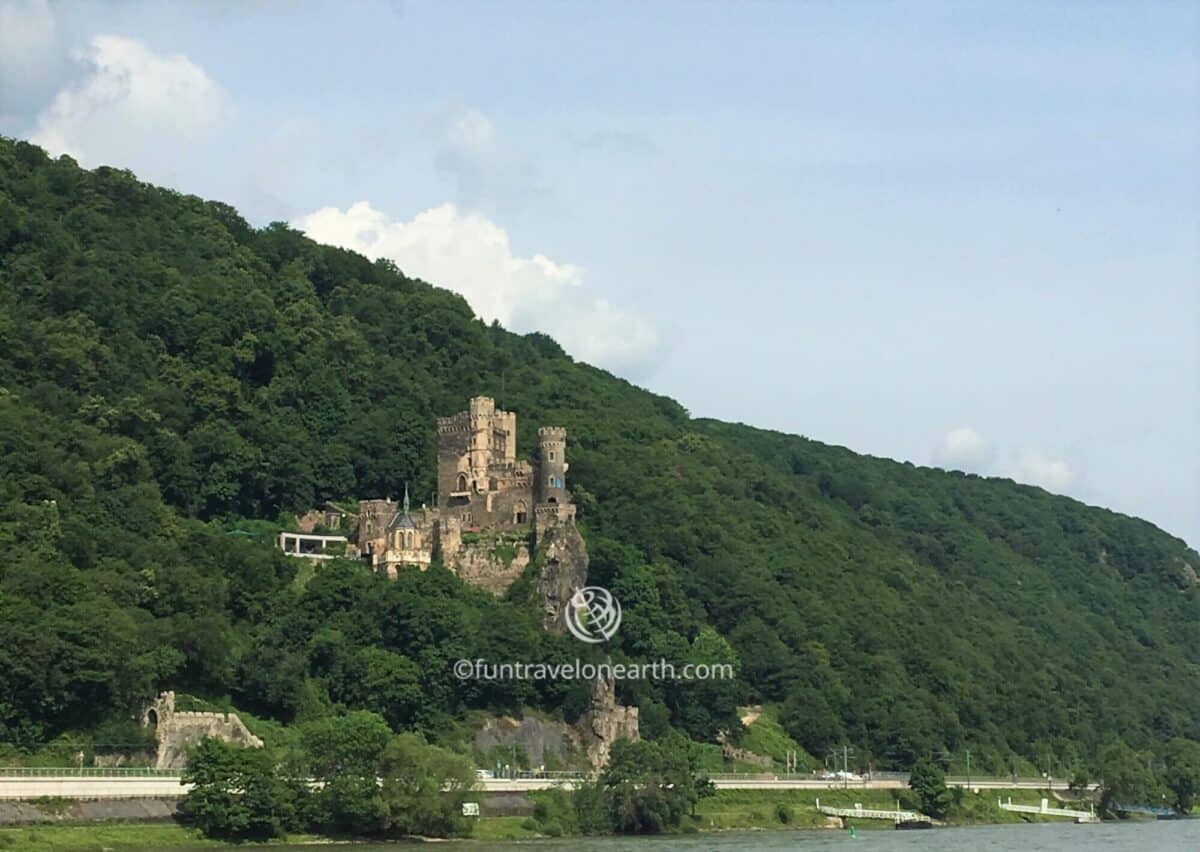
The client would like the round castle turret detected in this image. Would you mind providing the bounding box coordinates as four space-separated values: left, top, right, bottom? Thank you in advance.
536 426 568 505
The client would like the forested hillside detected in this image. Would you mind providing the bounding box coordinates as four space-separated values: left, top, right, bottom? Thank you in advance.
1 137 1197 774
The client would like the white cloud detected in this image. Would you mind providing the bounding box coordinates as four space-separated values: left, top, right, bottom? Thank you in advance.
931 427 1079 495
932 426 993 473
29 34 227 164
1014 451 1076 493
294 201 658 374
434 108 539 206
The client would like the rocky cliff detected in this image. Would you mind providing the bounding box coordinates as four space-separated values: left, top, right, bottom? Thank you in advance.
580 676 640 769
474 715 578 769
535 523 590 634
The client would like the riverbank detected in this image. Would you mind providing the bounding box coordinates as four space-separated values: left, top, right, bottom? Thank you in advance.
0 788 1088 850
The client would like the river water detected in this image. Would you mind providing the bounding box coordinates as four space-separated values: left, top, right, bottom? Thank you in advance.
241 820 1199 851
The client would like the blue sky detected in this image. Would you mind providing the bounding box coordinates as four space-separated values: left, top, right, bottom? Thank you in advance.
2 0 1197 547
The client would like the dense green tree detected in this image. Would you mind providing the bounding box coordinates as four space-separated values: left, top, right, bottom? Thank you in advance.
300 711 391 835
1163 738 1200 814
598 738 698 834
666 626 743 742
1096 741 1157 818
379 732 476 837
908 757 953 819
180 738 296 840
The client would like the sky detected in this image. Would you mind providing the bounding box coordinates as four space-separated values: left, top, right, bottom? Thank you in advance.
1 0 1197 548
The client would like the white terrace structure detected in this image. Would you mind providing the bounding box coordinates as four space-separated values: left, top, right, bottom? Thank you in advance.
277 532 349 560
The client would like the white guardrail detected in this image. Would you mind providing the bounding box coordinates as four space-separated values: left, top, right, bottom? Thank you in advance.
0 767 179 777
998 796 1099 822
816 798 931 823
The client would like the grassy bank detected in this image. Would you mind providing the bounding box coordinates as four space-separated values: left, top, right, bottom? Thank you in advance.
0 822 332 852
0 822 216 851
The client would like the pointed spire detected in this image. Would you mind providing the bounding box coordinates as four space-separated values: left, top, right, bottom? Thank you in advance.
389 483 417 531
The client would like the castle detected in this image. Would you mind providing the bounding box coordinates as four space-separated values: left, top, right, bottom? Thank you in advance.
275 397 637 760
353 396 576 579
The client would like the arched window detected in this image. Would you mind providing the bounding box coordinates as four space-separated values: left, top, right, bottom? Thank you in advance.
456 473 468 492
548 474 556 487
514 501 528 525
406 531 414 548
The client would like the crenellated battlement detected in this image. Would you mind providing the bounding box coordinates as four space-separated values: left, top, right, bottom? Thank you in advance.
353 397 575 587
140 691 262 770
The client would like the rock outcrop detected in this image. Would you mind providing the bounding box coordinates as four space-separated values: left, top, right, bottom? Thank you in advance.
474 715 576 768
474 677 640 772
536 522 589 633
580 676 639 769
141 691 263 770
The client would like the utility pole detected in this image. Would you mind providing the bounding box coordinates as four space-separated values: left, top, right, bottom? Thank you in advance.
843 744 849 790
966 750 971 789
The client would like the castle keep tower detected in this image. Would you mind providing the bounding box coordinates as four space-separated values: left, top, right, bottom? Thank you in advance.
536 427 568 505
437 396 520 521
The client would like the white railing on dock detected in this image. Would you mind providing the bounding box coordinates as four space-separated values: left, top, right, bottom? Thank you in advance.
998 796 1098 822
815 797 931 823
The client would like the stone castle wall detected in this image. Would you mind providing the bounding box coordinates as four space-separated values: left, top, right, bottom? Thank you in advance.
142 691 262 770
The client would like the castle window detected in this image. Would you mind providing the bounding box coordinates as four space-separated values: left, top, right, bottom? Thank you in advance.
548 474 555 487
514 501 528 525
548 451 555 461
456 473 468 493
